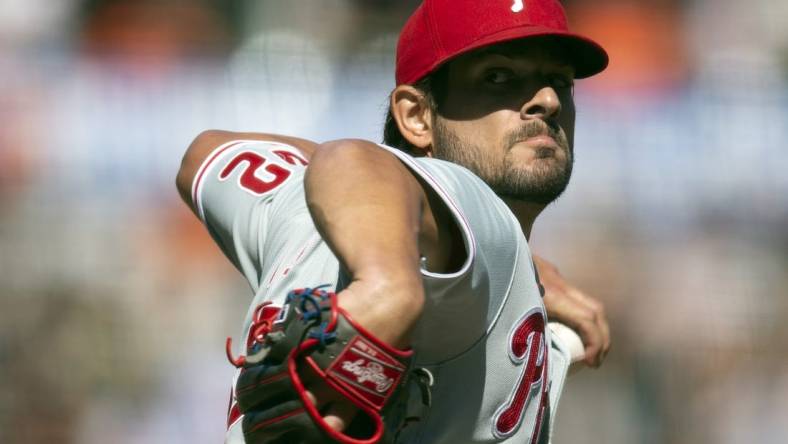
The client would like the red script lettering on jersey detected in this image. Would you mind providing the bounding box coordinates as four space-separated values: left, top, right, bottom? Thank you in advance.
219 151 300 195
492 309 549 441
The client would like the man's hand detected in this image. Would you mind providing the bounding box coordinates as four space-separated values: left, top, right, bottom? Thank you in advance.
231 288 414 443
533 255 611 368
302 277 424 437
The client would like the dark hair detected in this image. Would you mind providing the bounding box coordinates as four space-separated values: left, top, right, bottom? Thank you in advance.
382 65 449 155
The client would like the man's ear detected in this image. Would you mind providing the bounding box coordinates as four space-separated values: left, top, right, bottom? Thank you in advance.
390 85 434 156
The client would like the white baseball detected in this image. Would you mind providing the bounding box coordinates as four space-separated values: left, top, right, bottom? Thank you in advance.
548 322 585 368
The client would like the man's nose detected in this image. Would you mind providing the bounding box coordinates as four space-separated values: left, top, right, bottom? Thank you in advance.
520 86 562 122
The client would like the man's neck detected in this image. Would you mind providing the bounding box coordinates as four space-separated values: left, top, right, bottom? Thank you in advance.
500 197 546 240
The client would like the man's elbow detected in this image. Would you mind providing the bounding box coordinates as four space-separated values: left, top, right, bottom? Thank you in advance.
176 129 225 207
305 138 423 209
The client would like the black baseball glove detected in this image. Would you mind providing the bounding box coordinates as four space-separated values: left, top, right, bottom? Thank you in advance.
226 286 414 443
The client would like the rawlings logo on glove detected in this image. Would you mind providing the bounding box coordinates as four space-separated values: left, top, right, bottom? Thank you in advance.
328 336 407 406
225 287 414 444
340 360 395 393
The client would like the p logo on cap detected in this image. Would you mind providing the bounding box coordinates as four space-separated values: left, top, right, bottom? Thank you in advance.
511 0 524 13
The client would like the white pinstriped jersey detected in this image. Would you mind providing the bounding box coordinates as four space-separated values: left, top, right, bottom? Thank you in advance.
191 140 574 444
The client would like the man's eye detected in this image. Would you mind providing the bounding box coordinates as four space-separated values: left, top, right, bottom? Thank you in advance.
484 69 515 85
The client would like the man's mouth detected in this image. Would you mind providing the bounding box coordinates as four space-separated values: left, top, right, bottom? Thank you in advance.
526 135 559 148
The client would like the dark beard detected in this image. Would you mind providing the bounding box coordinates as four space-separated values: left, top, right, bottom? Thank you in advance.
432 119 573 205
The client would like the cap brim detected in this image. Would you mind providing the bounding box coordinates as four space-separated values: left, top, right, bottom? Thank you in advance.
437 26 608 80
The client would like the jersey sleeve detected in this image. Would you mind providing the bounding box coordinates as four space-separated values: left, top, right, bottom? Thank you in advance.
190 139 310 289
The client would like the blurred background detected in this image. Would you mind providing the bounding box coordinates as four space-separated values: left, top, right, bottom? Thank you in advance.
0 0 786 443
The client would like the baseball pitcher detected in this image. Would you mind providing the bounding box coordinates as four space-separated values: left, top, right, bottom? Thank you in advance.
176 0 611 442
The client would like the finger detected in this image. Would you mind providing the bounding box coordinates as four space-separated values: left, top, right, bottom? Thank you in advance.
322 398 359 432
304 389 318 407
541 289 581 326
563 288 610 366
577 317 603 368
563 285 599 311
548 300 603 368
305 379 359 432
558 300 603 366
583 299 610 366
300 358 335 411
597 305 611 362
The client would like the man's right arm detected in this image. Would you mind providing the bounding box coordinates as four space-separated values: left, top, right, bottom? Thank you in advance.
176 132 458 435
303 138 461 432
304 138 449 348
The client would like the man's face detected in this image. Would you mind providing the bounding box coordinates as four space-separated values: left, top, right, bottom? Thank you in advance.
430 38 576 204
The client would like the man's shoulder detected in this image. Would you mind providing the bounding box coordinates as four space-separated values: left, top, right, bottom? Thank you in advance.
376 144 491 192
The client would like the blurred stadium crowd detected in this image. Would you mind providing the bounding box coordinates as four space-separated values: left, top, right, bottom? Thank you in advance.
0 0 786 443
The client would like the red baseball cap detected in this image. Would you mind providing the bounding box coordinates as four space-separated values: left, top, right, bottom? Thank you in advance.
396 0 609 85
